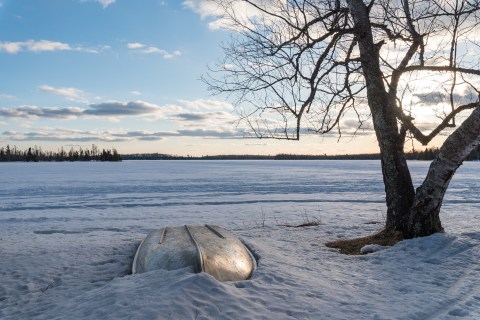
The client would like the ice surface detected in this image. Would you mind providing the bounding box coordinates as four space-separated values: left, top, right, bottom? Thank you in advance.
0 160 479 319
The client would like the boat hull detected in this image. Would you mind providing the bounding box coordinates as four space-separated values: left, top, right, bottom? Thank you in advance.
132 225 256 281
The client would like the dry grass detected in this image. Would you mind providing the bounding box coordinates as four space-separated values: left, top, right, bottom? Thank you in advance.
284 221 322 228
325 229 403 255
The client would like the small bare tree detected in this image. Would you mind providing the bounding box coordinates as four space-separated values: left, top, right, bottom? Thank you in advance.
205 0 480 239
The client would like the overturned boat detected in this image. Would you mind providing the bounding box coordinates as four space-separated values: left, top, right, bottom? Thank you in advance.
132 225 256 281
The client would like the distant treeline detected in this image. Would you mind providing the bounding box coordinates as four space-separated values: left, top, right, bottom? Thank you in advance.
2 144 479 162
0 144 121 162
122 153 274 160
122 146 480 161
407 146 480 161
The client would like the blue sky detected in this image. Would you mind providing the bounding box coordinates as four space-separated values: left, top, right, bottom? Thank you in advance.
0 0 382 155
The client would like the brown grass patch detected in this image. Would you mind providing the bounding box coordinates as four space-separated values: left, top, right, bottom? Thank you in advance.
364 221 381 225
280 220 322 228
325 229 403 255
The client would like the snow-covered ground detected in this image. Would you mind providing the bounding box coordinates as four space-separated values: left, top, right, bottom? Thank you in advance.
1 160 479 320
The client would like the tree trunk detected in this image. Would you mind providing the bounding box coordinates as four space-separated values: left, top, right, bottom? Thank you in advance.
348 0 415 232
406 106 480 238
348 0 479 239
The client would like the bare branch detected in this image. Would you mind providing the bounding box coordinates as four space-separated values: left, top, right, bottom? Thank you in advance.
397 102 479 145
401 65 480 76
205 0 480 145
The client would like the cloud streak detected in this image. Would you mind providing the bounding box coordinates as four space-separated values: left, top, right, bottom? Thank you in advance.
182 0 264 30
173 111 233 122
0 105 84 120
97 0 115 7
2 127 245 142
182 0 219 19
85 101 165 116
0 40 71 54
0 40 110 54
0 101 169 120
80 0 116 8
127 42 182 59
0 98 244 142
127 42 145 49
178 98 234 111
0 98 236 121
39 85 90 104
3 128 131 142
414 87 479 106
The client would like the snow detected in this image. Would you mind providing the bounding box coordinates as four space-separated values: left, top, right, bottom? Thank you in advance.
1 160 479 319
360 244 389 254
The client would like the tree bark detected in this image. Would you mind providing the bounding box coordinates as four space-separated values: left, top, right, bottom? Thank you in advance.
406 106 480 238
347 0 415 232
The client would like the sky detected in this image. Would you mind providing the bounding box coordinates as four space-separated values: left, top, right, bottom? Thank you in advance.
0 0 435 156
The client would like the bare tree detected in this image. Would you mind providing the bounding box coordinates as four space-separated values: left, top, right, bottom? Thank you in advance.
205 0 480 239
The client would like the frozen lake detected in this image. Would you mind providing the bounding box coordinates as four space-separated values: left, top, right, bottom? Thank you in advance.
2 160 478 214
1 160 480 319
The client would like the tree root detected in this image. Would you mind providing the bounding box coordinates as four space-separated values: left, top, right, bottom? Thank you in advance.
325 229 403 255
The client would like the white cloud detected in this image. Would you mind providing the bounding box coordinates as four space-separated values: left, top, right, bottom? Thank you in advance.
27 40 71 52
182 0 223 19
127 42 182 59
80 0 116 8
3 127 131 142
178 98 234 111
142 47 162 54
98 0 115 7
130 91 142 96
0 97 241 140
0 100 178 121
0 40 108 54
0 40 72 54
164 50 182 59
1 126 244 142
173 111 234 123
143 47 182 59
39 85 90 104
0 105 85 120
76 44 111 54
183 0 234 30
183 0 264 30
127 42 145 49
170 99 238 132
0 42 22 54
85 101 165 117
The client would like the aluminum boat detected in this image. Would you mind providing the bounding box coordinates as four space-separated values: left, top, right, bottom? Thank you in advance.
132 225 256 281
